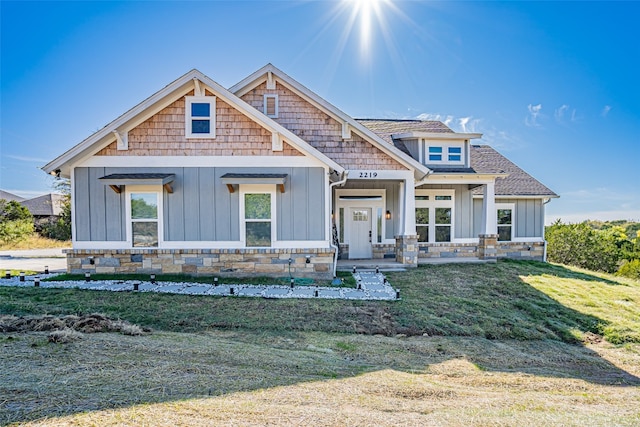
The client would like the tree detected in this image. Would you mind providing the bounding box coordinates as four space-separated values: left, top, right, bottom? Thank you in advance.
546 220 620 273
41 178 72 241
0 199 34 243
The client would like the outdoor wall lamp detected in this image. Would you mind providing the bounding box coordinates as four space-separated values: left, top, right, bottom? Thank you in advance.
386 210 391 220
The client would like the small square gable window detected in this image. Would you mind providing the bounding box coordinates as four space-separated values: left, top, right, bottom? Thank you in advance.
264 94 278 118
185 96 215 138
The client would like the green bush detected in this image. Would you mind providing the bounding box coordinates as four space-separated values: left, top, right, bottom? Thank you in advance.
0 200 34 243
546 221 620 273
617 259 640 280
40 195 71 241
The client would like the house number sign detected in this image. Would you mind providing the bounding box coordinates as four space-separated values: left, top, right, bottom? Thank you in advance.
358 171 379 178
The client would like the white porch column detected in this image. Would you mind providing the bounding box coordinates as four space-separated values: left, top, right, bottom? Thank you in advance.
404 178 416 235
481 181 497 234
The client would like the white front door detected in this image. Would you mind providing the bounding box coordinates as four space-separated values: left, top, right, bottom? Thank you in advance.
349 208 372 259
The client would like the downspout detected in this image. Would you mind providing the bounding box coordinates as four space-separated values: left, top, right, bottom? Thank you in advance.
542 197 551 262
329 171 349 277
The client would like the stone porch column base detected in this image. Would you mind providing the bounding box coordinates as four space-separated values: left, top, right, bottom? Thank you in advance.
395 235 418 267
478 234 499 260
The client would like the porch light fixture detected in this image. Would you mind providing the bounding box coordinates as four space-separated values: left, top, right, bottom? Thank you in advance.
386 210 391 220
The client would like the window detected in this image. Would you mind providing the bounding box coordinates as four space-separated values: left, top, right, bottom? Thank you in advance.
448 146 462 161
416 207 429 242
415 190 454 243
497 206 514 241
244 193 272 247
435 207 452 242
428 146 442 161
130 193 159 247
185 96 215 138
264 94 278 118
424 142 464 164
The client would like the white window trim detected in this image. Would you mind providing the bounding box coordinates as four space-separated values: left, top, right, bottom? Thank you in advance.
239 184 277 248
335 189 393 245
422 140 465 165
125 185 164 248
415 189 455 243
496 202 515 242
185 96 216 139
264 94 279 118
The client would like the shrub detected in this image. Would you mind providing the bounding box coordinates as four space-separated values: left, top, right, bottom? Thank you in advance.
617 259 640 280
0 199 34 243
546 221 620 273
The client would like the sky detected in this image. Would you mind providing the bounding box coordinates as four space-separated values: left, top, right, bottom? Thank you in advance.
1 0 639 224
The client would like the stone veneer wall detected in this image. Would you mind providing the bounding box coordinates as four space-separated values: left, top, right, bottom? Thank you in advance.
395 235 418 267
418 240 545 261
339 244 396 260
65 248 335 279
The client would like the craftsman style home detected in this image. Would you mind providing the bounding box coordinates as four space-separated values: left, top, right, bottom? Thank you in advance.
43 64 557 278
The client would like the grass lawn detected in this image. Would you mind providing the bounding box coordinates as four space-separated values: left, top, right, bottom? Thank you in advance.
1 260 639 426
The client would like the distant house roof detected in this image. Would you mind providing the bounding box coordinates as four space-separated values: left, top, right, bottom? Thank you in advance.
358 119 557 198
20 193 66 216
0 190 25 202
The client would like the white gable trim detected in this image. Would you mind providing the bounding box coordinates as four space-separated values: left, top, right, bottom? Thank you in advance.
43 69 344 177
229 64 431 179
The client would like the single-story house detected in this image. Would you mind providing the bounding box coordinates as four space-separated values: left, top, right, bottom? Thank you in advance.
43 64 557 278
0 190 26 203
20 193 66 232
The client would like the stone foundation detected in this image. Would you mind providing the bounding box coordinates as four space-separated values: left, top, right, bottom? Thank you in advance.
395 235 418 267
65 248 336 279
418 242 479 258
496 241 545 260
478 234 499 260
338 244 396 260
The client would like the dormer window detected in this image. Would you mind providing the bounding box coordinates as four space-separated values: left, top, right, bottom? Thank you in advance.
424 141 464 165
185 96 216 138
264 94 278 118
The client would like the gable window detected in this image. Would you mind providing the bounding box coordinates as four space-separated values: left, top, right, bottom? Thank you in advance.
497 204 514 241
428 146 442 161
241 185 276 247
185 96 216 138
128 190 162 247
264 94 278 118
448 147 462 161
415 190 454 243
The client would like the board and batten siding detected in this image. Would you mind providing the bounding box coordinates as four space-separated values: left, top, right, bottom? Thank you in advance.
473 198 544 238
73 166 326 243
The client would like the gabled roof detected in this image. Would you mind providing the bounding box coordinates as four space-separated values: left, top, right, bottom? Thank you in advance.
230 64 431 179
0 190 25 202
470 145 558 197
43 69 344 178
21 193 66 216
359 119 557 198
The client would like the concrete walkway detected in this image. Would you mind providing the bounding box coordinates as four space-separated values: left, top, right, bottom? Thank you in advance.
0 248 68 273
0 271 399 301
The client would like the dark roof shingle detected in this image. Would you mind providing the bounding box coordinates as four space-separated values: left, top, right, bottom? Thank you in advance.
358 119 557 198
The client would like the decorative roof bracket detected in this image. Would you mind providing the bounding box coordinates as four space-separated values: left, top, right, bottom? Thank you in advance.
112 130 128 151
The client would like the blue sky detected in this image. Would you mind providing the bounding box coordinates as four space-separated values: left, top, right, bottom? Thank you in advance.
1 0 638 223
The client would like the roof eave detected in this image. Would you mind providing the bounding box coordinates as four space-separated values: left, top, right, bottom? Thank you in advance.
392 132 483 140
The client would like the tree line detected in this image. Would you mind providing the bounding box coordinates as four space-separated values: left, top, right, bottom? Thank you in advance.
546 220 640 279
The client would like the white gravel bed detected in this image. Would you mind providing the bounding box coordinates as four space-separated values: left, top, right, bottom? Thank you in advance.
0 273 399 300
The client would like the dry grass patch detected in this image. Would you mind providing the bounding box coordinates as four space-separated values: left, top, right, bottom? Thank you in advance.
0 313 149 336
2 331 639 426
0 234 70 250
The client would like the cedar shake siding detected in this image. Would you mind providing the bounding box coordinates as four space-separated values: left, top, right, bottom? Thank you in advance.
241 82 406 170
96 93 303 157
